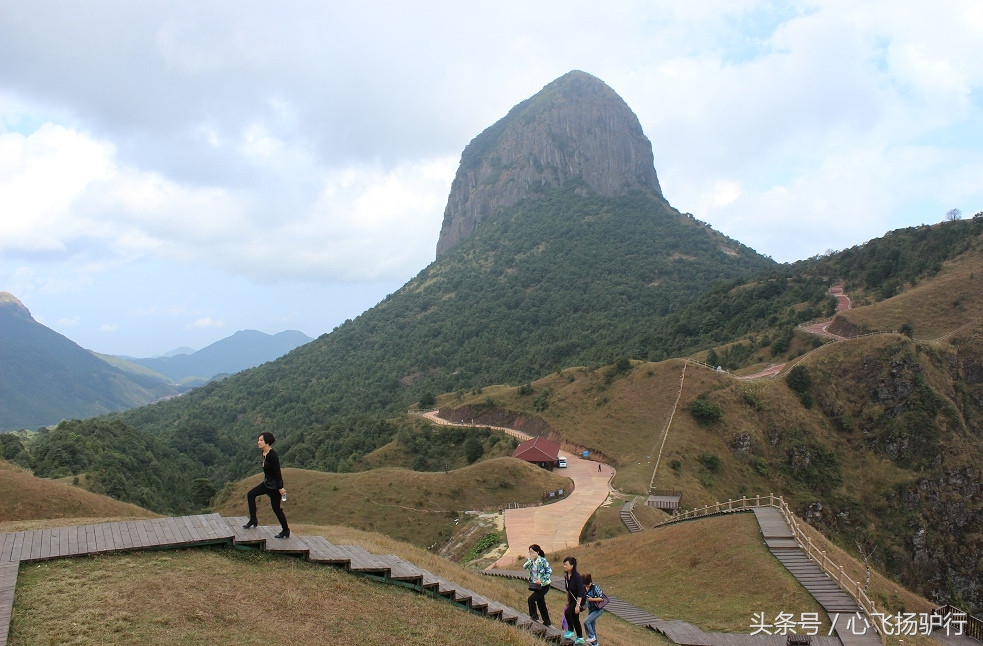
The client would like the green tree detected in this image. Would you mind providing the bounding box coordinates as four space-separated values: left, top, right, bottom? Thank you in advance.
192 478 218 508
785 365 812 393
689 394 723 424
463 436 484 464
706 348 720 368
697 453 721 472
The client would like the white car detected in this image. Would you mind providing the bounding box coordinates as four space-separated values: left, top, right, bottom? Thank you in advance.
557 457 567 468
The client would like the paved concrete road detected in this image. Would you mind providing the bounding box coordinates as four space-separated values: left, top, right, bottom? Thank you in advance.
490 452 614 569
416 410 616 569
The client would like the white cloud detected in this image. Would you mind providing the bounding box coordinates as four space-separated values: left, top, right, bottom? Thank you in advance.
708 180 743 209
2 0 983 353
0 115 454 285
0 124 114 252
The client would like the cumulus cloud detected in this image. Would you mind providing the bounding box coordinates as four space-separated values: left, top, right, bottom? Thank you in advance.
1 0 982 352
0 112 455 284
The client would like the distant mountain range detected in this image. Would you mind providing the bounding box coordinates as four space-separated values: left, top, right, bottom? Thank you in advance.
117 329 313 385
0 291 312 431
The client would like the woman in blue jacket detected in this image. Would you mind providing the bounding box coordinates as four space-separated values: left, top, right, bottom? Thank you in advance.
583 573 605 645
523 544 553 626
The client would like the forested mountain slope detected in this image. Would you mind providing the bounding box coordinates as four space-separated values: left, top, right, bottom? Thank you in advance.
435 225 983 611
107 72 775 479
0 292 178 431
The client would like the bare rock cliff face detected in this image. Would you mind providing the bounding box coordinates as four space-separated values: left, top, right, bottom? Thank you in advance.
435 70 663 258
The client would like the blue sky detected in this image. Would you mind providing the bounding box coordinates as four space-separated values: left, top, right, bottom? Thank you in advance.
2 1 982 356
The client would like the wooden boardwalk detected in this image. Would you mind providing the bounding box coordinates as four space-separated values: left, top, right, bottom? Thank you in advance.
752 507 881 646
482 569 844 646
0 565 15 646
620 498 643 533
0 514 569 645
488 505 892 646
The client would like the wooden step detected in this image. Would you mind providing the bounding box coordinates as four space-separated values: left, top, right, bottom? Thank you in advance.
0 516 551 646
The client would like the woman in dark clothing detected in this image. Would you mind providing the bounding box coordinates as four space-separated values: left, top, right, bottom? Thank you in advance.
243 432 290 538
562 556 588 644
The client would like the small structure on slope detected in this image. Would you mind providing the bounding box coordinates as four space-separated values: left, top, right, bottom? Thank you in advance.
512 437 561 470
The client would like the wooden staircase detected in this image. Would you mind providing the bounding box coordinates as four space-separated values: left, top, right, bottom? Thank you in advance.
0 514 568 645
752 507 882 646
620 497 643 533
482 569 844 646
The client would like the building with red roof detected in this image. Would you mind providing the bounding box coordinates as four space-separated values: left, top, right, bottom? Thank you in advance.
511 436 561 469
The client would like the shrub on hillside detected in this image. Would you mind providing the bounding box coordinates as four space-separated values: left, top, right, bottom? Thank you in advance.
785 365 814 408
697 452 721 473
689 394 723 424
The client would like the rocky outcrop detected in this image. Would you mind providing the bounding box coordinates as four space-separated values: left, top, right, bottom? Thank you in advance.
904 467 983 608
435 70 663 257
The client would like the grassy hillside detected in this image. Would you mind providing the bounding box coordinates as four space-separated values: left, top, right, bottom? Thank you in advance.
434 360 740 496
0 459 156 525
830 241 983 339
9 547 545 646
213 458 572 549
6 510 941 646
437 323 983 609
564 512 938 645
3 455 942 645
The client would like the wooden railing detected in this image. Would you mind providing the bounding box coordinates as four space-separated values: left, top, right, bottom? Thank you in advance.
660 494 881 634
620 497 642 533
933 604 983 643
658 493 774 522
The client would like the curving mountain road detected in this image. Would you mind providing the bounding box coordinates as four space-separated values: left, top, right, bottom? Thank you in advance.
418 411 615 567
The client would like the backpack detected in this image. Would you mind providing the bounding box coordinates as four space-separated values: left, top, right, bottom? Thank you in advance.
589 584 609 611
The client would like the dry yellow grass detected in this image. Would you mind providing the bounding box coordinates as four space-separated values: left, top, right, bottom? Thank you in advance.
9 547 543 646
836 244 983 339
4 474 942 646
214 458 571 548
0 459 157 526
438 360 734 495
6 516 659 646
296 523 663 646
563 513 828 632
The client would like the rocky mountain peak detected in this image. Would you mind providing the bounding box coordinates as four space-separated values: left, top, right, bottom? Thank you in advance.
435 70 663 258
